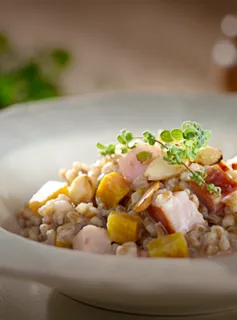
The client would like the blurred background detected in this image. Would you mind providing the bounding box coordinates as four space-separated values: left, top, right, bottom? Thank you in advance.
1 0 237 109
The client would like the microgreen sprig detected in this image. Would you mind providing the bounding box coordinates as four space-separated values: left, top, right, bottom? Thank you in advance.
96 143 116 156
158 121 211 165
116 129 137 153
96 130 136 156
96 121 221 196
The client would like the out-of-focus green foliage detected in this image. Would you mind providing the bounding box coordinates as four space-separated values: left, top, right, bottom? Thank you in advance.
0 32 71 109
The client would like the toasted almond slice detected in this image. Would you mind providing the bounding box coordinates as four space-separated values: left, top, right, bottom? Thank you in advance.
145 156 184 181
133 182 160 213
196 146 222 166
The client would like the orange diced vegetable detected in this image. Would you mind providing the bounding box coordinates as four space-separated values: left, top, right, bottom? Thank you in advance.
29 181 68 214
96 172 131 208
146 232 189 258
107 211 141 244
172 185 184 192
56 239 72 249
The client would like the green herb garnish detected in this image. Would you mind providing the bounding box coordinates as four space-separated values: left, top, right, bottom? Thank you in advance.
136 151 152 164
97 121 221 196
116 129 135 153
206 184 221 197
143 131 156 145
158 121 211 165
96 143 116 156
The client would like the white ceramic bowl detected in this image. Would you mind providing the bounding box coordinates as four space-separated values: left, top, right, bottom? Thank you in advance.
1 92 237 316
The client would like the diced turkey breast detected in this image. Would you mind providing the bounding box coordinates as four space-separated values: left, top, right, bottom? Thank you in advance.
149 191 205 233
72 225 111 254
118 144 161 182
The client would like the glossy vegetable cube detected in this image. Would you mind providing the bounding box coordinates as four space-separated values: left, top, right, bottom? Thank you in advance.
96 172 131 208
107 211 141 244
56 239 72 249
146 232 189 258
29 181 68 214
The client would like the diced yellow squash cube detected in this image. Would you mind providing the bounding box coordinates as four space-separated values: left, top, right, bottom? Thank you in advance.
146 232 189 258
107 211 141 244
29 181 68 214
56 239 72 249
96 172 131 208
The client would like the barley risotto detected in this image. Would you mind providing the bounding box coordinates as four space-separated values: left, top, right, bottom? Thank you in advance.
17 121 237 258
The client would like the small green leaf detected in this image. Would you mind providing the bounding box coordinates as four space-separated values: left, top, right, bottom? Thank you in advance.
184 140 193 147
96 143 106 150
136 151 152 163
129 142 138 149
186 146 196 161
171 128 183 141
183 128 195 139
121 147 128 154
204 130 211 141
143 131 156 145
117 135 127 145
193 122 202 131
160 130 174 143
190 171 205 186
125 131 133 142
206 184 221 196
182 121 193 131
107 144 116 154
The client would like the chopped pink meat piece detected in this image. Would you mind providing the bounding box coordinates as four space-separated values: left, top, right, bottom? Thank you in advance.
72 225 111 254
149 191 205 233
118 144 160 182
190 165 237 213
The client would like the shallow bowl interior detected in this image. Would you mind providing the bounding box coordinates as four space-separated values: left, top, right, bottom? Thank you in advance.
2 92 237 316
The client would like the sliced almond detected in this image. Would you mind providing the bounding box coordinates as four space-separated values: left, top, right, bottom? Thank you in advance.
195 146 222 166
133 182 160 213
145 156 184 181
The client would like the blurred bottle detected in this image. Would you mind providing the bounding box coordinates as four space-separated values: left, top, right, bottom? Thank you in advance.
211 15 237 92
221 15 237 45
212 39 237 92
